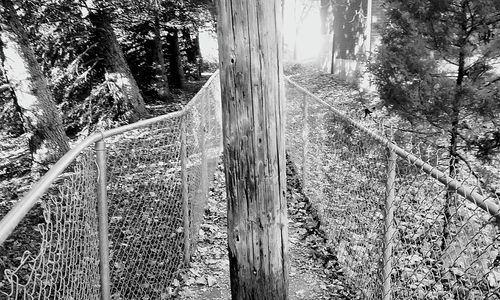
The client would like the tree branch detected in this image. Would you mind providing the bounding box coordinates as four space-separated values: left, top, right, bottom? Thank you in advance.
441 56 459 67
455 151 481 183
484 76 500 87
455 151 500 199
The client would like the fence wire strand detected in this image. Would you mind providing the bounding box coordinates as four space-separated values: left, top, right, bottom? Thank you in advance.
105 117 185 299
2 72 222 300
285 78 500 299
3 150 101 300
2 71 499 300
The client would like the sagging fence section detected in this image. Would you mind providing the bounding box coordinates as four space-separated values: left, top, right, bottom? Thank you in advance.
1 71 500 299
0 72 222 300
285 78 500 299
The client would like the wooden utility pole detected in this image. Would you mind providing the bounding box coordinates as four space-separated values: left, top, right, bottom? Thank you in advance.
215 0 289 299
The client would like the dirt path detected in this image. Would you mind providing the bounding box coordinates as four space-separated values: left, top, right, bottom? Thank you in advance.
176 161 355 300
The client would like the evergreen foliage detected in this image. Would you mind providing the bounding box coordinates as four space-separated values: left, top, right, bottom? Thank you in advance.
1 0 214 138
370 0 500 161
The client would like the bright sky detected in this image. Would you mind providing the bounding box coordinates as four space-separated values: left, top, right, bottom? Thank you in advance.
283 1 322 61
199 2 323 64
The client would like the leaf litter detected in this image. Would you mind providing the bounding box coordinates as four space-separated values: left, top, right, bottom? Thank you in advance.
175 156 358 300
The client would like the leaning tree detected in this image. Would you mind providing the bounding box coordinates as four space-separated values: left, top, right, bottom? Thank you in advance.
0 0 70 171
86 0 149 122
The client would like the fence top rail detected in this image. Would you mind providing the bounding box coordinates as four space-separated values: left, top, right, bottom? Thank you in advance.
2 71 497 246
0 71 220 246
285 76 500 220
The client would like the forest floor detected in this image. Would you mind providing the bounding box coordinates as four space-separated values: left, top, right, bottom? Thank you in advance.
175 160 356 300
174 64 376 299
0 65 374 298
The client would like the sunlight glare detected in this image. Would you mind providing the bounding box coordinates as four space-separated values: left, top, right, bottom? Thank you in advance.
283 1 322 62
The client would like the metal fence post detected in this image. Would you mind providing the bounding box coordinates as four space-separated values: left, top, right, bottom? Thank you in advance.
180 119 190 264
96 140 111 300
302 93 308 187
382 146 396 300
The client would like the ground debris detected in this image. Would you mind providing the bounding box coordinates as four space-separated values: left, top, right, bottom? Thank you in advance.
177 158 356 300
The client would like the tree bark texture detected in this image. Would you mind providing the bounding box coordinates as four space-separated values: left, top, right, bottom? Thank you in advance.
89 10 148 122
152 13 170 100
167 27 185 89
0 0 70 169
182 28 202 80
216 0 289 299
332 1 366 60
441 2 467 252
193 32 202 77
318 0 333 71
332 3 349 59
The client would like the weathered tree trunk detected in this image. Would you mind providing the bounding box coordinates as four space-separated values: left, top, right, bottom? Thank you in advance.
152 13 170 100
293 27 299 60
88 9 148 122
441 112 459 249
193 32 202 77
331 32 336 74
216 0 289 299
365 0 373 54
0 0 70 171
182 27 202 80
441 54 463 252
318 0 332 71
292 0 299 60
332 3 348 59
167 27 185 89
441 3 467 252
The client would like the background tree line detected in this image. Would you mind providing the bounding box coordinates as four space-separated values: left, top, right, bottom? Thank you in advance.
0 0 215 173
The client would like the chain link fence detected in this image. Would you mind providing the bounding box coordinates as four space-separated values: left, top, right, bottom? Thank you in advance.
2 71 499 300
0 72 222 300
285 77 500 299
3 150 102 300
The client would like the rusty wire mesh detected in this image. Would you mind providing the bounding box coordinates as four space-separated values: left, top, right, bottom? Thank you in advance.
1 72 222 300
285 78 500 299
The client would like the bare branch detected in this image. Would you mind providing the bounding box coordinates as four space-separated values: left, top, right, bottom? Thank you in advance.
456 151 481 182
484 76 500 87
